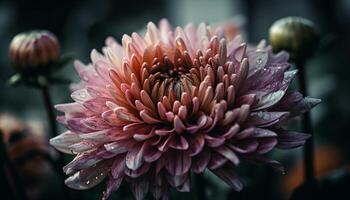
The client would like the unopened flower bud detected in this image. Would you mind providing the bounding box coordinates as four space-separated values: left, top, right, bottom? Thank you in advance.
269 17 319 62
9 30 60 73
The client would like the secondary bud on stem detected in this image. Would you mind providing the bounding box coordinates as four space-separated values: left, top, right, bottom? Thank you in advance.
9 30 60 74
269 17 319 62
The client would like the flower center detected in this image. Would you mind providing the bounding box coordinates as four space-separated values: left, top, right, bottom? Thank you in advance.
147 56 194 100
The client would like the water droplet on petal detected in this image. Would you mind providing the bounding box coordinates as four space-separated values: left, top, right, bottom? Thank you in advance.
256 58 263 64
80 91 87 98
70 149 77 154
263 113 270 120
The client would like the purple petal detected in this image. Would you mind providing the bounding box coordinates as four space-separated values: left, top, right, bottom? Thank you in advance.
222 124 240 139
241 155 285 174
208 152 227 170
169 135 189 150
64 171 100 190
130 177 149 200
125 144 145 170
247 111 289 127
176 177 191 192
276 131 311 149
191 148 211 173
205 135 225 147
166 173 188 187
289 97 321 117
256 137 278 154
272 91 303 110
65 161 108 190
111 155 125 179
103 177 123 199
143 143 162 162
50 131 81 154
165 151 191 176
227 139 259 154
213 146 240 166
125 163 150 178
63 149 105 175
211 165 242 191
186 133 205 156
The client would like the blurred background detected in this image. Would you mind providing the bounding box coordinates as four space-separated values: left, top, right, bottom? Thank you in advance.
0 0 350 199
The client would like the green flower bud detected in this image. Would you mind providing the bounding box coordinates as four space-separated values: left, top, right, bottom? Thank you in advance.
269 17 319 62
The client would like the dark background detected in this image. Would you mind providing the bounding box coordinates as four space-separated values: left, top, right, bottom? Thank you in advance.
0 0 350 199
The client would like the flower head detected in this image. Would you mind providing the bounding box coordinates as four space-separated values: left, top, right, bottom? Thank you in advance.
9 30 60 73
50 19 320 199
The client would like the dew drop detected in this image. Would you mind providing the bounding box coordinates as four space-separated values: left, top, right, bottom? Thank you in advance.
83 76 89 81
263 113 270 120
79 91 87 98
256 57 263 65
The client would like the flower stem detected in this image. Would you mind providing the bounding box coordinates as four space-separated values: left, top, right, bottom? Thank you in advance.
41 85 58 138
296 60 315 181
41 85 73 199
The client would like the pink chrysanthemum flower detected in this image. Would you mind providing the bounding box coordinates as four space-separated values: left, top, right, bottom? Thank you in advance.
50 19 320 199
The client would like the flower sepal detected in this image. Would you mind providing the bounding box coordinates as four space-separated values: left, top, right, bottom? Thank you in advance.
7 54 73 88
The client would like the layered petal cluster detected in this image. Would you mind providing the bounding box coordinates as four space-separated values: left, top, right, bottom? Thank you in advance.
50 19 320 199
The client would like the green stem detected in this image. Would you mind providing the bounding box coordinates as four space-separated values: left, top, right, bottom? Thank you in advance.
296 60 315 181
41 85 58 138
